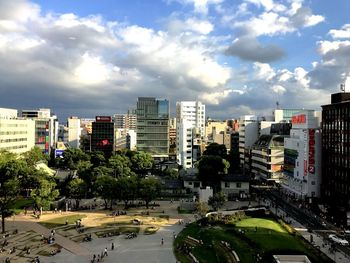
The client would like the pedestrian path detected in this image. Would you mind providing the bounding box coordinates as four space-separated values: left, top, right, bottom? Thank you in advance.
14 219 91 256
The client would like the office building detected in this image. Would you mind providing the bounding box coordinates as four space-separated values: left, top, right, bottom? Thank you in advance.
114 110 137 130
0 108 35 154
68 116 81 149
91 116 114 156
322 92 350 226
176 101 205 169
282 110 321 201
136 97 169 156
20 108 58 154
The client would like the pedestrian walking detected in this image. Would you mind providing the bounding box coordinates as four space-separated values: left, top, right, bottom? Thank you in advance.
161 238 164 245
104 247 108 256
111 242 114 250
97 254 100 262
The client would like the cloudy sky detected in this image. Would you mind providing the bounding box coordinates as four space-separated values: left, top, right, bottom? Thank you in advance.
0 0 350 121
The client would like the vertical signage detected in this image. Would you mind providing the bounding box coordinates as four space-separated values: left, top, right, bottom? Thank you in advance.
308 129 315 174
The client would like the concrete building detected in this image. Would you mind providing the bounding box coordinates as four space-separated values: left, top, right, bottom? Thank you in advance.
274 109 307 123
282 110 321 201
176 101 205 169
321 92 350 226
206 120 227 143
67 116 81 148
0 108 35 154
114 110 137 130
251 134 287 182
169 117 177 155
220 175 250 200
239 115 259 173
136 97 169 156
115 128 136 151
20 108 58 154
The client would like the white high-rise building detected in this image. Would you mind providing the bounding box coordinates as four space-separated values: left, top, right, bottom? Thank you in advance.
68 116 81 148
176 101 205 169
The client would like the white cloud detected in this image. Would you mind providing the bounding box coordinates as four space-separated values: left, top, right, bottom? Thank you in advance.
329 24 350 39
271 84 286 94
166 0 223 15
167 17 214 34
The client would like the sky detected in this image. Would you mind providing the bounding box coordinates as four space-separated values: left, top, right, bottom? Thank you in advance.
0 0 350 121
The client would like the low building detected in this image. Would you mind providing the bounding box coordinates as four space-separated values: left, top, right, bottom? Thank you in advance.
251 134 287 182
220 175 250 200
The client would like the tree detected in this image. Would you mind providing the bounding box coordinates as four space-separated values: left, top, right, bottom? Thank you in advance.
59 148 90 169
203 143 228 159
195 202 209 217
89 151 106 167
131 152 154 175
208 192 227 211
197 155 229 192
139 177 161 209
22 146 48 166
108 155 134 177
227 149 240 173
67 178 87 209
0 152 24 232
116 176 138 209
163 168 179 179
30 172 59 211
95 175 117 210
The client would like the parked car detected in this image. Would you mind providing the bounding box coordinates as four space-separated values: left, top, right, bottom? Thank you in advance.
328 234 349 246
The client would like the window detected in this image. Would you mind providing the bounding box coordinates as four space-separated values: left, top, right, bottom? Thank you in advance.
225 182 230 188
188 182 193 185
311 181 315 185
236 183 241 188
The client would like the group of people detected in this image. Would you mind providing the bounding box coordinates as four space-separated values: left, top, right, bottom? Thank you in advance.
91 247 109 262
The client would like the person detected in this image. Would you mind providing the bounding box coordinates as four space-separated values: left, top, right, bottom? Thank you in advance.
97 254 100 262
111 242 114 250
161 238 164 245
104 247 108 256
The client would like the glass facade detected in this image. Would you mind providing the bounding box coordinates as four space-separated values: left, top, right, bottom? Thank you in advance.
136 97 169 155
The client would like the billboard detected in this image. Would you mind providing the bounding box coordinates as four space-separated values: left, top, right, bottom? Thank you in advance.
96 116 112 122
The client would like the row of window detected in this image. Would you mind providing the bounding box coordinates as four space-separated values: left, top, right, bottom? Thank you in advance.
0 138 27 143
0 145 28 150
0 123 28 128
0 131 27 135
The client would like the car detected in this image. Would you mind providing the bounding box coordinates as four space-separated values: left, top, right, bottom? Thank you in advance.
328 234 349 246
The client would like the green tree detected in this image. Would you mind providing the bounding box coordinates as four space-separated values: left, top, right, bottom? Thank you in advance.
59 148 90 169
197 155 229 193
108 155 134 177
95 175 117 210
131 152 154 175
67 178 87 209
22 146 48 166
195 202 209 217
30 172 59 211
116 176 138 209
208 192 227 211
89 151 106 167
0 152 24 232
162 168 179 179
203 143 228 159
139 177 161 209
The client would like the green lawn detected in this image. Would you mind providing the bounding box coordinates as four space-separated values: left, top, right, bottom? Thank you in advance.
39 214 86 229
174 217 333 263
11 197 33 214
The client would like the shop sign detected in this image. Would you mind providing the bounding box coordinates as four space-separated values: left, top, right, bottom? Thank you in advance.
308 129 315 174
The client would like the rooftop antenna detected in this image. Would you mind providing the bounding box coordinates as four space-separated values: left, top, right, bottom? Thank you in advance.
276 101 280 109
340 83 346 92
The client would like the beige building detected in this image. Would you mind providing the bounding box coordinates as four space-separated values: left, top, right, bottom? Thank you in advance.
0 108 35 154
206 120 228 142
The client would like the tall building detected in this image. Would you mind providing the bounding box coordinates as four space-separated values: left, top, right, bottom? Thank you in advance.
206 120 227 143
0 108 35 154
274 109 306 123
114 110 137 130
322 93 350 226
136 97 169 156
239 115 259 173
176 101 205 169
20 108 58 154
282 110 321 201
169 117 177 155
68 116 81 149
91 116 114 156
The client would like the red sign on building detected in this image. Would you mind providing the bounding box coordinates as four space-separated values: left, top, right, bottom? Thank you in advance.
308 129 315 174
292 114 306 124
96 116 112 122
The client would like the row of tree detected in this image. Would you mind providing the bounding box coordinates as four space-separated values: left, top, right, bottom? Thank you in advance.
0 148 59 232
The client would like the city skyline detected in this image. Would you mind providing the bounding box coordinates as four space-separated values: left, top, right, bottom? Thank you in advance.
0 0 350 121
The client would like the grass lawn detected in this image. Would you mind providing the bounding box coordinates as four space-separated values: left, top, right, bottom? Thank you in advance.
174 217 333 263
11 197 33 214
39 214 86 229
